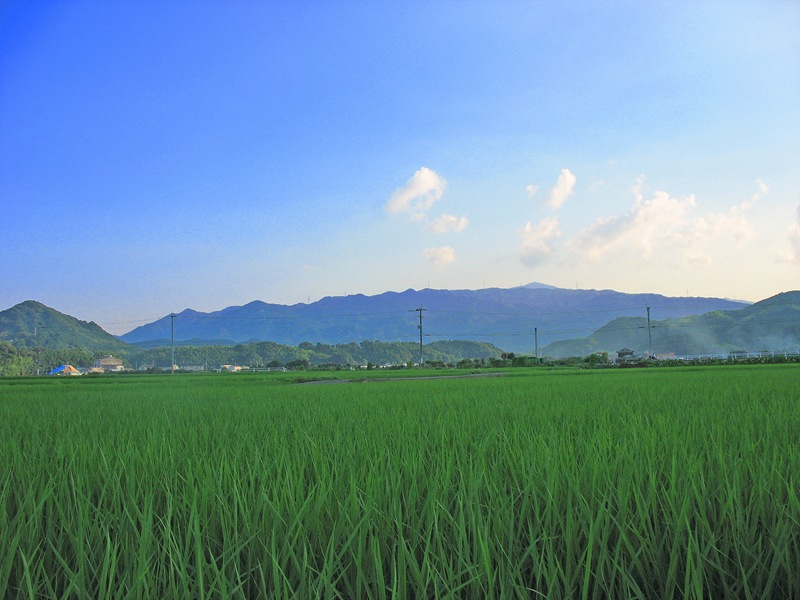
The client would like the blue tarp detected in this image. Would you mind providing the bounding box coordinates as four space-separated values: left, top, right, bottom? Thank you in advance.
48 365 80 375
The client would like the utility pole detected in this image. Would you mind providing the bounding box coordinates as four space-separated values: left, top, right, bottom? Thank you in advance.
35 322 43 375
534 326 539 365
409 306 427 365
171 313 176 374
646 306 653 359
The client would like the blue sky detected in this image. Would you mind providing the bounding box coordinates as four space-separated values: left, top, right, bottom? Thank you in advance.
2 1 798 334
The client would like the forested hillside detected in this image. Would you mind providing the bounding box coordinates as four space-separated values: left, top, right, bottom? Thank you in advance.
0 301 129 353
542 291 800 357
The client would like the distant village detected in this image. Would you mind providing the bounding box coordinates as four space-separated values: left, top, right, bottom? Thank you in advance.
49 355 290 375
45 347 800 376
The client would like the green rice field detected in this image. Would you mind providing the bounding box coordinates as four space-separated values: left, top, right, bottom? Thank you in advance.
1 365 799 599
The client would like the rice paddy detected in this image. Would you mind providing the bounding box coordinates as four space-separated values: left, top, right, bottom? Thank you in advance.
1 365 799 598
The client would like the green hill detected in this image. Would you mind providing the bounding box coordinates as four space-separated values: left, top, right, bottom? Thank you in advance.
542 291 800 358
0 301 505 373
0 301 131 353
134 339 504 369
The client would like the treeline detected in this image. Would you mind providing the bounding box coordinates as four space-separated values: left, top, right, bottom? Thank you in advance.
545 351 800 368
135 339 504 369
0 340 505 375
0 342 96 376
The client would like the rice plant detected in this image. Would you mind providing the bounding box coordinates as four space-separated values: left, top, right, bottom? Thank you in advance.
1 365 798 598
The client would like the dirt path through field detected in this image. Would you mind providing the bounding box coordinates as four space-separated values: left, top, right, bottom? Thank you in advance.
297 372 506 384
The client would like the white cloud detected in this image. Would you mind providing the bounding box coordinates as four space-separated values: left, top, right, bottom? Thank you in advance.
386 167 447 219
778 204 800 266
519 216 560 266
526 184 539 199
423 246 456 267
568 191 696 261
588 180 606 192
567 183 760 266
426 213 469 234
757 179 769 196
546 169 576 209
707 199 757 247
631 174 646 203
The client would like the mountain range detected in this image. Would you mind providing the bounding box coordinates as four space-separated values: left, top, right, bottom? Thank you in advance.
119 283 750 354
2 284 798 359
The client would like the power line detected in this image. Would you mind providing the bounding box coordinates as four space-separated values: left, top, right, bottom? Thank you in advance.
119 299 788 327
97 317 167 326
162 311 407 321
98 293 800 331
87 299 800 356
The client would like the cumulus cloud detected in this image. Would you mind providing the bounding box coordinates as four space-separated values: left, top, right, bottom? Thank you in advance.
525 184 539 199
690 182 763 255
588 180 606 192
425 213 469 234
567 181 761 266
386 167 447 219
631 175 646 203
546 169 576 209
423 246 456 267
778 204 800 266
519 216 560 266
708 200 757 247
568 191 696 261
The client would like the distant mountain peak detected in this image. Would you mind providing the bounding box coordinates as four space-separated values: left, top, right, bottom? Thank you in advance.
515 282 560 290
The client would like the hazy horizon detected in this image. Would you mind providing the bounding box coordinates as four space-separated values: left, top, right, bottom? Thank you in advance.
2 2 798 335
6 280 771 339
